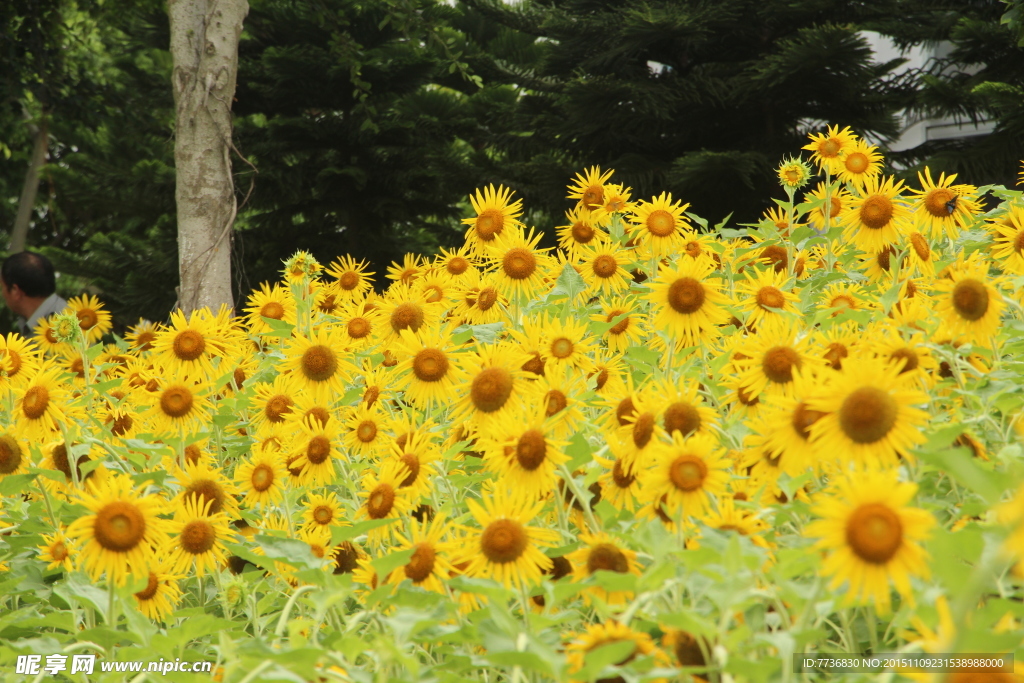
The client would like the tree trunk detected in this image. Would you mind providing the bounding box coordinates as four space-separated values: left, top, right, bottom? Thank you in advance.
9 114 50 253
167 0 248 315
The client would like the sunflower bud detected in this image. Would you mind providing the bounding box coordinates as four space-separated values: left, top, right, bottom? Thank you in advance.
776 157 813 190
51 311 82 344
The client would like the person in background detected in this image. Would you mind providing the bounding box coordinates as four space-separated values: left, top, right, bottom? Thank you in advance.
0 251 68 339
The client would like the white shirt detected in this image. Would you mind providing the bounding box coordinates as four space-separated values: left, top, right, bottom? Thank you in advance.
19 292 69 338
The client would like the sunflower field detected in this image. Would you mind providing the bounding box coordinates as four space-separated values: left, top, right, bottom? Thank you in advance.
2 127 1024 683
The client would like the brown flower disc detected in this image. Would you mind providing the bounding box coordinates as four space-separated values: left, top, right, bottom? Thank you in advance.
184 480 226 515
925 188 955 218
306 436 331 465
356 420 377 443
480 519 528 564
672 631 707 668
22 385 49 420
667 278 705 314
404 543 436 583
646 209 676 237
94 501 146 552
590 367 609 391
446 257 470 275
838 387 897 444
669 455 707 492
333 542 360 574
860 195 894 229
363 385 380 406
544 390 567 417
521 353 544 376
475 209 504 240
306 406 330 426
76 308 98 330
909 233 930 261
502 247 536 280
583 185 604 208
631 412 655 449
791 402 825 440
572 221 595 243
160 386 194 418
470 367 513 413
260 301 285 320
390 303 425 333
313 505 334 525
760 245 788 273
477 287 499 311
586 543 629 574
515 430 547 471
265 395 293 423
338 271 360 290
952 278 989 321
757 287 786 310
180 519 216 555
824 342 848 370
184 444 202 466
250 463 275 492
615 397 637 426
611 459 635 488
173 330 206 361
399 453 420 487
845 502 902 563
604 310 630 335
347 317 371 339
550 337 574 359
762 346 801 384
367 483 395 519
413 348 449 382
737 385 759 407
664 402 701 436
844 152 869 174
0 435 23 474
592 254 618 278
135 572 160 601
890 348 919 374
301 345 338 382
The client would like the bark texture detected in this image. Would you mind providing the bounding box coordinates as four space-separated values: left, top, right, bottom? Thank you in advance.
168 0 248 315
10 114 49 253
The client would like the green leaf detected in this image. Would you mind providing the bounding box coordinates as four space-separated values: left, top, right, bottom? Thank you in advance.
566 432 592 470
53 573 109 614
549 262 587 302
0 473 37 495
372 548 414 577
254 535 327 571
470 322 505 345
329 518 397 545
575 640 636 682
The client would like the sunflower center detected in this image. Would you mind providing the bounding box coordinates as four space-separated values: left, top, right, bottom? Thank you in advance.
845 502 903 564
447 257 470 275
761 245 788 273
184 444 202 465
363 385 380 407
762 346 801 384
367 484 395 519
606 310 630 335
339 271 360 290
260 302 285 320
477 287 498 311
301 345 338 382
265 394 293 423
545 389 567 417
22 385 49 420
583 185 604 207
952 278 989 321
515 429 547 471
306 436 331 464
890 348 919 373
347 317 371 339
685 241 702 258
404 543 436 583
838 386 898 444
356 420 377 443
757 286 786 310
664 402 701 435
160 385 194 418
667 277 705 314
251 463 274 492
591 367 609 390
503 247 536 280
480 519 528 564
632 412 655 449
471 367 513 413
4 349 21 376
571 221 595 243
180 520 216 555
791 402 825 440
173 330 206 361
587 543 629 574
844 152 869 174
821 138 841 157
305 406 330 426
390 303 425 333
550 337 574 359
646 209 676 237
860 195 894 229
615 397 637 426
399 453 420 487
592 255 618 278
135 572 159 601
672 631 707 668
0 435 23 474
413 348 449 382
313 505 333 525
669 455 707 492
94 501 146 552
925 188 956 218
185 479 225 515
475 209 504 240
910 233 930 261
611 459 635 488
737 385 759 406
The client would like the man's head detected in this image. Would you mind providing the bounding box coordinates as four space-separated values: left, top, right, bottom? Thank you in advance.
1 251 57 318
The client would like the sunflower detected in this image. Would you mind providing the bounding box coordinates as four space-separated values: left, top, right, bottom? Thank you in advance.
615 392 667 467
386 253 425 285
65 473 170 586
458 488 558 591
817 282 874 318
289 415 344 487
640 432 730 520
535 314 596 373
933 255 1005 346
805 469 934 614
870 327 940 388
627 191 691 257
567 166 615 211
806 357 929 469
745 368 827 476
596 446 642 512
646 375 718 439
32 316 73 356
903 230 938 277
334 299 381 350
250 373 300 435
484 226 555 302
385 514 457 595
587 183 635 227
452 342 531 428
357 365 393 408
531 367 586 439
392 326 467 409
802 124 857 174
734 321 821 400
356 458 416 545
565 620 671 683
66 293 113 344
243 281 296 336
836 139 884 188
385 431 441 498
302 491 344 534
646 257 731 347
413 270 457 308
662 629 711 675
990 204 1024 274
908 167 982 241
702 497 772 550
326 255 375 300
284 388 337 431
433 245 479 283
577 242 634 297
281 326 351 394
132 561 184 621
143 368 211 437
479 407 568 502
0 429 31 480
589 297 646 353
150 309 226 379
37 529 76 571
567 532 641 605
462 184 525 255
163 495 234 577
555 207 606 261
588 353 628 399
124 319 159 354
777 156 813 190
170 458 240 519
14 363 69 440
451 272 509 326
840 175 912 254
803 182 852 231
235 446 287 507
282 250 322 283
761 206 802 237
736 268 800 331
376 282 443 346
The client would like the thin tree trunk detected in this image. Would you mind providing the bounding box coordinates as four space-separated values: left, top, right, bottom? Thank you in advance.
167 0 248 315
10 114 49 253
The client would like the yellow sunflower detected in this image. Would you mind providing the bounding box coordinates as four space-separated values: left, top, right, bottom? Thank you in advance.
566 620 671 683
250 373 299 434
567 532 641 605
143 367 211 437
639 431 730 520
385 253 425 285
325 255 375 300
908 167 982 240
385 514 457 595
302 491 345 533
66 293 113 344
589 297 646 353
555 206 606 260
840 174 912 253
451 271 509 326
452 342 531 428
806 357 929 469
735 268 800 331
124 319 159 354
596 445 642 512
645 257 731 347
577 242 634 297
356 458 416 545
281 326 351 394
990 204 1024 274
0 429 31 481
37 529 76 571
745 368 826 476
376 281 443 346
392 326 467 409
836 139 884 188
163 495 234 577
243 281 296 336
458 488 558 591
385 431 441 498
433 245 479 283
647 375 718 439
65 473 170 586
802 124 857 174
479 407 568 502
170 458 240 519
802 182 852 231
289 416 344 487
484 226 555 302
933 254 1005 346
734 321 821 400
805 469 934 614
462 184 525 255
334 299 381 349
567 166 615 211
234 446 287 507
535 314 597 373
132 561 184 622
150 309 226 379
587 182 635 227
627 191 692 257
15 363 69 440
